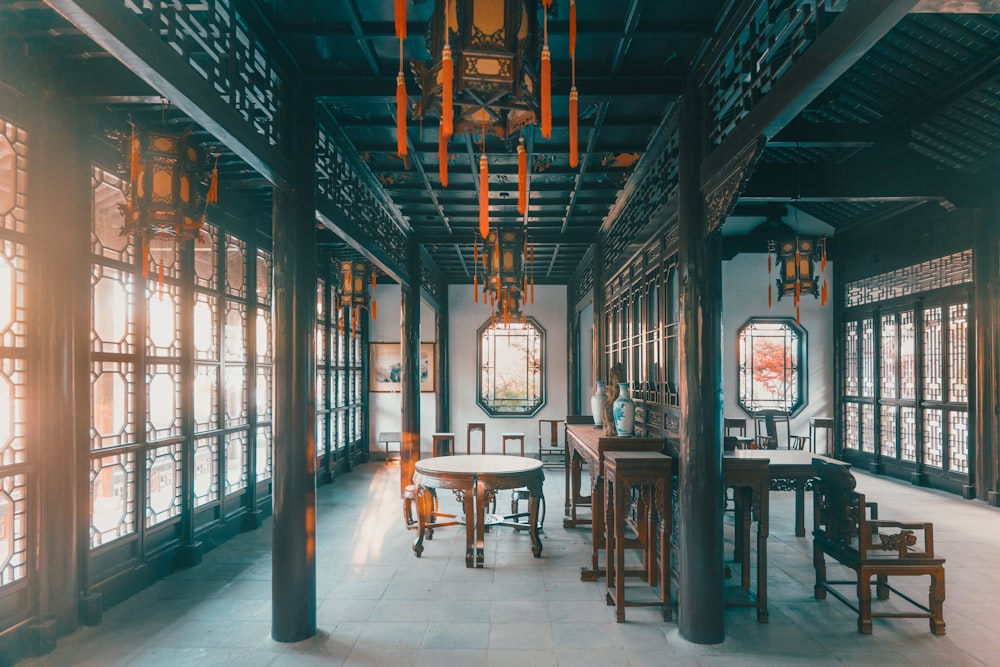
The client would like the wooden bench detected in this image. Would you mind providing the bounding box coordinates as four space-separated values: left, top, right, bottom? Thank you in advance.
811 459 946 635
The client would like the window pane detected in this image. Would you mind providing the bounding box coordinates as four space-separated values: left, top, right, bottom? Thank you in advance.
477 318 544 416
737 319 805 414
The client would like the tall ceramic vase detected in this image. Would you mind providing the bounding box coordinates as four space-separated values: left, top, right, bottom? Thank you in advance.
612 383 635 437
590 381 607 428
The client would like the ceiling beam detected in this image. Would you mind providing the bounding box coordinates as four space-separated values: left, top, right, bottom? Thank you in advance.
740 157 969 203
611 0 645 76
339 0 381 77
562 103 608 233
911 0 1000 11
311 75 685 98
702 0 919 186
278 19 712 40
43 0 293 186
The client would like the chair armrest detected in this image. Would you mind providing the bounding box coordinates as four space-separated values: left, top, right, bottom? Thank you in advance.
865 501 878 520
865 519 935 557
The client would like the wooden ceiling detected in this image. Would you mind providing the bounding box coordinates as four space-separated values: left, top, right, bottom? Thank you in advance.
2 1 1000 287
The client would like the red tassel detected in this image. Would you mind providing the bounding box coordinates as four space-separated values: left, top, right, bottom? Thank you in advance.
517 138 527 216
372 300 377 320
523 275 527 295
768 283 772 309
395 0 406 39
530 278 534 304
142 240 150 279
206 155 219 203
540 46 552 139
821 279 828 306
796 304 801 326
439 125 449 187
396 74 408 157
441 44 453 138
569 87 579 168
479 154 489 238
821 240 827 272
352 308 357 339
474 273 478 303
569 0 576 57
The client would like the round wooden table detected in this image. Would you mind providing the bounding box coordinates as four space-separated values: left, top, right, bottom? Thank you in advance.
413 454 544 568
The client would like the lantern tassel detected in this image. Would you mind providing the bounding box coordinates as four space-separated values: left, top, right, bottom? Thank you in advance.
768 282 773 309
395 0 406 39
517 137 527 216
441 44 453 138
396 73 408 158
569 86 579 168
142 239 150 279
129 124 140 192
479 154 489 238
474 273 478 303
439 122 449 187
821 279 828 306
540 45 552 139
372 299 377 321
206 155 219 204
796 304 801 326
821 239 827 272
569 0 576 57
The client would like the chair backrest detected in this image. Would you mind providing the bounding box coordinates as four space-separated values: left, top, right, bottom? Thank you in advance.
812 459 863 547
753 410 790 448
467 422 486 454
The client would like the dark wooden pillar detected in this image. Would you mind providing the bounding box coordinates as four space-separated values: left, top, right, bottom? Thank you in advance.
30 95 89 648
271 93 317 643
401 236 421 495
568 287 580 415
592 241 605 381
435 278 449 432
677 86 725 644
974 207 998 505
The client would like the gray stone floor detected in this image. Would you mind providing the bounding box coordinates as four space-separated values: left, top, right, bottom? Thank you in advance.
18 459 1000 666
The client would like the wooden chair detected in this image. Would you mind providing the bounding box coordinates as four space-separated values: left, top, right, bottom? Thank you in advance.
753 410 789 449
724 418 747 438
537 419 565 466
466 422 486 454
812 459 946 635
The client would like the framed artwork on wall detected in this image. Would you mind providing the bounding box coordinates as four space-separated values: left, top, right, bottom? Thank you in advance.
369 342 435 392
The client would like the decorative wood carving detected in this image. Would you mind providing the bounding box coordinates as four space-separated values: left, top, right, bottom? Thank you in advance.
702 136 766 236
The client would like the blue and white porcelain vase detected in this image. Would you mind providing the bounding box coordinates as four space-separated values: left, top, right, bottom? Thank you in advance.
612 383 635 436
590 381 607 428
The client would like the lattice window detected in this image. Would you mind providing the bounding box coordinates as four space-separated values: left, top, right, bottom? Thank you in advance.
900 310 916 400
92 264 136 355
737 318 805 414
145 443 182 528
861 404 875 454
880 313 898 399
0 474 27 585
844 320 858 396
224 430 247 495
255 426 272 483
949 411 968 474
948 303 968 403
0 358 26 468
478 318 545 416
193 436 219 508
147 363 182 441
91 361 137 450
923 306 942 402
901 406 917 462
146 282 181 357
194 364 218 432
924 408 943 468
844 402 858 450
90 451 136 548
861 318 875 398
880 405 897 459
844 250 972 307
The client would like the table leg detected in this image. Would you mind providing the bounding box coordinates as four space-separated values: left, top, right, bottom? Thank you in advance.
462 489 475 568
528 481 543 558
794 480 805 537
757 480 770 623
475 483 488 568
412 485 430 557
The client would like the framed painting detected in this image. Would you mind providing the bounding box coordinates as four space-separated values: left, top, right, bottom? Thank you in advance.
369 342 435 392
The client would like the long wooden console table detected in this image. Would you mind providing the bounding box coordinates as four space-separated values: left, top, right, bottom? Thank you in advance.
564 422 662 580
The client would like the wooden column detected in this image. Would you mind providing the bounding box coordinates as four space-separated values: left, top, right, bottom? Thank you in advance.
271 93 317 643
435 279 449 433
30 95 89 648
401 236 421 495
974 207 998 505
568 287 581 415
677 86 725 644
592 241 605 381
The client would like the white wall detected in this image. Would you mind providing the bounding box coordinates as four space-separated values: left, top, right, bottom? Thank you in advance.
448 284 569 453
722 254 835 449
368 284 438 458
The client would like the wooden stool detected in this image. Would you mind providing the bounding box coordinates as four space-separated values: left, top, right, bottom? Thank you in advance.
501 433 525 456
603 451 673 623
432 432 455 457
810 417 835 454
537 419 564 466
466 422 486 454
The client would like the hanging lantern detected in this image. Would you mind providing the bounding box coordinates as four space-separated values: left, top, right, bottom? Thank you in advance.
338 260 373 337
770 237 826 305
411 0 542 141
483 226 530 321
120 125 213 277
